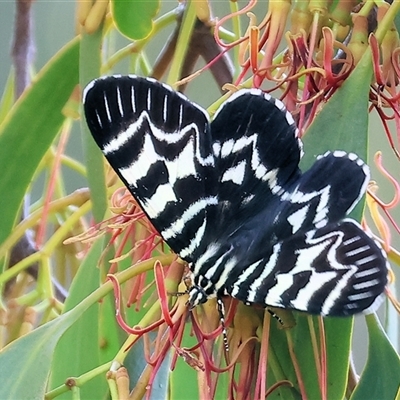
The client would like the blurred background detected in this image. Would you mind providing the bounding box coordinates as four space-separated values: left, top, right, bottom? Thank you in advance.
0 0 398 371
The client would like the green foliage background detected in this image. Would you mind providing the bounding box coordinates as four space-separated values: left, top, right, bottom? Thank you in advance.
0 1 399 399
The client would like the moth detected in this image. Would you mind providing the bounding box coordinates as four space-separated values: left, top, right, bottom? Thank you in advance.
83 75 388 317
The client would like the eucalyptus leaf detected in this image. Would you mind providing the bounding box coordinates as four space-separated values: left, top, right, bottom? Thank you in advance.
0 37 80 246
49 239 112 399
350 314 400 400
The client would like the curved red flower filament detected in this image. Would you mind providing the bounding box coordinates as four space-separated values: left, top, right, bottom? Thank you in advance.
169 314 189 370
370 98 400 160
107 273 165 335
374 152 400 210
285 329 307 399
366 188 392 254
213 0 258 50
365 152 400 252
254 311 270 400
154 260 174 329
386 286 400 313
371 35 386 87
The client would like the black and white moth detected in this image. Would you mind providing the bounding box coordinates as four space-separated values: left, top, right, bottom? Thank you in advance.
83 75 388 317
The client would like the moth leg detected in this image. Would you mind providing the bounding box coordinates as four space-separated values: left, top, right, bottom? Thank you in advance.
217 297 229 351
266 308 284 325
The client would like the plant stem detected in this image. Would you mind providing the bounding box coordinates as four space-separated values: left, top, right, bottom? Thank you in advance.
167 1 197 88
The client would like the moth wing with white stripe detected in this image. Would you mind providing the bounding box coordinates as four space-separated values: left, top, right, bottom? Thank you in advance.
83 75 218 261
185 88 388 315
208 91 370 238
209 89 302 221
225 219 388 316
271 151 371 240
83 75 388 317
189 147 389 315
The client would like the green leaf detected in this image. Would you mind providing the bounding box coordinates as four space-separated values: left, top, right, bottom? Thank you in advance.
285 316 353 400
324 317 353 398
98 292 125 365
124 335 171 399
0 69 14 125
0 37 80 246
301 48 373 230
0 318 74 400
267 320 301 399
350 314 400 400
111 0 160 40
0 241 105 400
80 29 108 223
49 238 113 399
300 50 373 171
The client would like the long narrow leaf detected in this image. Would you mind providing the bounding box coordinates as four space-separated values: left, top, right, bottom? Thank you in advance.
0 240 105 399
350 313 400 400
0 37 80 246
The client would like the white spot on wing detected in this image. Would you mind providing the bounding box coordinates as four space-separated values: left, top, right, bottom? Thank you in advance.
232 136 253 153
163 94 168 122
274 98 285 111
116 85 123 116
332 150 347 158
345 245 371 257
348 152 358 161
242 194 255 204
213 142 221 157
103 93 112 122
178 103 183 127
95 110 103 128
147 86 151 110
353 279 380 290
348 291 373 301
285 111 295 126
355 254 378 266
343 235 361 246
287 205 310 233
131 85 136 113
355 267 380 278
221 139 234 157
144 184 177 218
221 161 246 185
